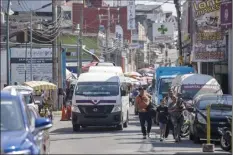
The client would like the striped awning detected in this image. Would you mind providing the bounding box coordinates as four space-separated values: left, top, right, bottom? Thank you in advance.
23 81 57 90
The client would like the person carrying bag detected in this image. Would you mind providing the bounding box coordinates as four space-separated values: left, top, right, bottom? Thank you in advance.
135 87 153 139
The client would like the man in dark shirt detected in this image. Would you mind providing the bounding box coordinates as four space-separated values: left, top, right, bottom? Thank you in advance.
156 99 169 141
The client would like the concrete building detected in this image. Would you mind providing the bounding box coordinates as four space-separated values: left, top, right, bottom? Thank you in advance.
182 0 232 94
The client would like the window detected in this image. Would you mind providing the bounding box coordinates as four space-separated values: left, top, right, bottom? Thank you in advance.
181 84 222 99
120 82 129 95
197 97 232 111
63 11 71 20
22 97 34 128
75 82 119 96
23 94 33 105
159 78 174 94
1 98 24 131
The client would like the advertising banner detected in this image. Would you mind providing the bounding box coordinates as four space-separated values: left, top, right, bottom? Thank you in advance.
115 25 124 47
192 0 226 62
220 0 232 29
10 48 52 84
127 0 136 30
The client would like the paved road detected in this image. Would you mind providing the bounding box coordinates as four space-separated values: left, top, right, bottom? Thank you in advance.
49 107 229 154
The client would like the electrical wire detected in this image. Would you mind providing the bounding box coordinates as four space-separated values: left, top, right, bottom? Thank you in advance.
22 29 61 43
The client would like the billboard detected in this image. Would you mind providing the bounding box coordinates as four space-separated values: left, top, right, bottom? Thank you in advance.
153 22 174 43
10 48 52 84
191 0 226 62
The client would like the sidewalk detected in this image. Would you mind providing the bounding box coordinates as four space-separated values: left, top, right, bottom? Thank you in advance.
175 152 231 155
53 111 62 116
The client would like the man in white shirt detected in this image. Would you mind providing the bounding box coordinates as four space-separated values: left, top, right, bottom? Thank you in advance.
165 89 173 106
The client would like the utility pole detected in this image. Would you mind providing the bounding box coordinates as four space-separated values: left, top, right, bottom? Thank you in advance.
57 4 63 110
30 12 33 80
78 7 83 75
231 0 233 151
52 0 58 110
6 0 10 85
174 0 182 65
52 0 58 84
106 7 110 62
76 24 80 76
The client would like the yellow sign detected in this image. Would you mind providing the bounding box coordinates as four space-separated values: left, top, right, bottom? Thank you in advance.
193 0 221 17
196 32 223 41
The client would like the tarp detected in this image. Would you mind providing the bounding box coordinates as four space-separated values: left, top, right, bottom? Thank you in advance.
23 81 57 90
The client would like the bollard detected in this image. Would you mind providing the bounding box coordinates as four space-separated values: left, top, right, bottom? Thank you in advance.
206 104 211 144
202 104 215 152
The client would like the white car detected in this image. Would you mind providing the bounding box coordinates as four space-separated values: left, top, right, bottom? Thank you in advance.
2 85 40 112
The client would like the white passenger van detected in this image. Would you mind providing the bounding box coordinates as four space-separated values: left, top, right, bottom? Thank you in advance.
171 73 223 105
71 72 130 131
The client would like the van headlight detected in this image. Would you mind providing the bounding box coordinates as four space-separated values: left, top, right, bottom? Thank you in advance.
72 105 81 113
197 113 206 124
111 105 121 113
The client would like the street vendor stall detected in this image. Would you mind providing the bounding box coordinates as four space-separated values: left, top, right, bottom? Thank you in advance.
23 81 57 119
23 81 57 95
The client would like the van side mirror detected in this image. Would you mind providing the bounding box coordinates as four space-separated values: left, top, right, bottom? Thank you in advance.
121 90 126 96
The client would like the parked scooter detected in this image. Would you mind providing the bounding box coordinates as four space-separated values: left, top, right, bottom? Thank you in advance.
218 116 232 152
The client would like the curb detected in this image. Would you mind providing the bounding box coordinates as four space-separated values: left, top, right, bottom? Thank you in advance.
174 152 231 155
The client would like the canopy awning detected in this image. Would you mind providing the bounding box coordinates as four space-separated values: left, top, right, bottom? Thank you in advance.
23 81 57 90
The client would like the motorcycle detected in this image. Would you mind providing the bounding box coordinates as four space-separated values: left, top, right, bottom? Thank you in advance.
218 116 232 152
180 110 190 138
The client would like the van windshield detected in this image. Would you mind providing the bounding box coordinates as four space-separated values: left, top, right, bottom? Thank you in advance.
159 78 173 95
181 84 222 99
75 82 119 96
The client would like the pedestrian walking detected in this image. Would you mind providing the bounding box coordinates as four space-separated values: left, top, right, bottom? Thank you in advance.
165 89 173 105
135 87 152 139
168 95 185 142
156 99 169 141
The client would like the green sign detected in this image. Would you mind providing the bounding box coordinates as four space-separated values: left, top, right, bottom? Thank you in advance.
158 25 168 34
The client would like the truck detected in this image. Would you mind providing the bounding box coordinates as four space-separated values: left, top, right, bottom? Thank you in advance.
152 66 195 106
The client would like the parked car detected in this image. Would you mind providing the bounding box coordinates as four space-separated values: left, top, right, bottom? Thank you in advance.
1 90 52 154
2 85 40 112
188 94 232 143
28 105 51 154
